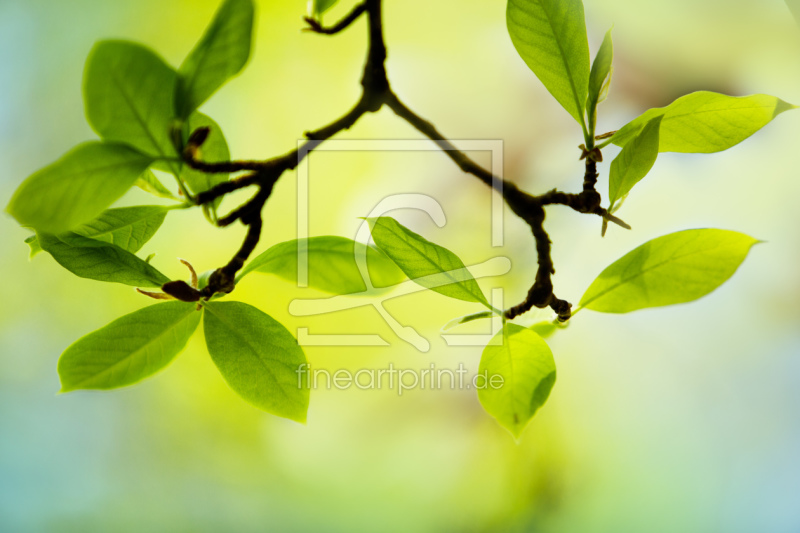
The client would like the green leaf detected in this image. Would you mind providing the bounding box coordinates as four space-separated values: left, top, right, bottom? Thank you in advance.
27 205 170 256
59 301 201 392
507 0 590 125
478 324 556 439
311 0 339 17
608 115 662 208
239 236 406 294
528 321 557 338
136 170 179 201
580 229 760 313
202 301 309 423
24 235 43 259
84 40 178 161
37 232 171 287
6 142 153 233
367 217 490 307
442 310 495 331
176 0 255 118
587 28 613 132
73 205 170 253
179 113 230 200
611 92 797 153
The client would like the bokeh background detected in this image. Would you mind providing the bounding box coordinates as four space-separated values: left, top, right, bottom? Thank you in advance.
1 0 799 531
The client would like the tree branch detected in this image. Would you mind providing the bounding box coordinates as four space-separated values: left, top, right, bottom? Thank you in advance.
175 0 626 323
303 2 367 35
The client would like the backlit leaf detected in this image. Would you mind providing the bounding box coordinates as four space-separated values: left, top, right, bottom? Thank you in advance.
239 236 406 294
507 0 590 125
311 0 339 17
608 115 662 208
84 41 179 163
367 217 490 307
611 92 797 153
580 229 760 313
37 232 170 287
136 170 179 201
6 142 152 233
176 0 255 118
478 324 556 439
203 301 309 423
587 28 613 131
59 301 201 392
27 205 170 255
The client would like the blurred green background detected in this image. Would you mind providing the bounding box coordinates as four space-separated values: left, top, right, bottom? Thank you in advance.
1 0 799 531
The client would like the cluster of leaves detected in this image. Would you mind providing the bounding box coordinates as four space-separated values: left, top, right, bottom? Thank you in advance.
3 0 795 437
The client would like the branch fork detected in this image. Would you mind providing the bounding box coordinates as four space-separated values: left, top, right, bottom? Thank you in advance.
166 0 631 322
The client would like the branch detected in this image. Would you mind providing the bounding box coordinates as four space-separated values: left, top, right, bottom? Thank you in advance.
303 2 367 35
176 0 619 323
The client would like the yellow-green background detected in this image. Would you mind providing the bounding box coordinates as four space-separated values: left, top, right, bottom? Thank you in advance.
1 0 799 531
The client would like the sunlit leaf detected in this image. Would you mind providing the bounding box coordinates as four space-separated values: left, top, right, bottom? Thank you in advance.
507 0 590 125
84 41 179 163
27 205 170 255
37 232 170 287
367 217 490 307
528 321 558 338
580 229 760 313
136 170 179 201
239 236 405 294
587 28 613 130
176 0 255 118
24 235 42 259
478 324 556 439
611 92 797 153
74 205 171 252
58 302 201 392
6 142 153 233
311 0 339 17
608 115 662 208
442 310 495 331
203 301 309 423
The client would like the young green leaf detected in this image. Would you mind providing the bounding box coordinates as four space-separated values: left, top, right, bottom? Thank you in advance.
580 229 760 313
608 115 662 208
73 205 171 253
311 0 339 17
24 235 43 259
239 236 406 294
442 310 495 331
58 302 201 392
6 142 153 233
27 205 170 255
586 28 613 133
136 170 179 201
478 324 556 439
367 217 490 307
507 0 590 126
176 0 255 118
179 113 230 200
37 232 170 287
203 301 309 423
611 92 797 153
84 40 178 161
528 321 560 339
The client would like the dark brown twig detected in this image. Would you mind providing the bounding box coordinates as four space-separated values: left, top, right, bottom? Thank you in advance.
173 0 626 322
303 2 367 35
